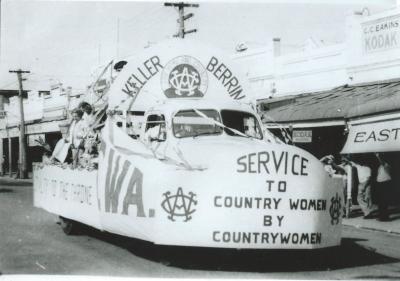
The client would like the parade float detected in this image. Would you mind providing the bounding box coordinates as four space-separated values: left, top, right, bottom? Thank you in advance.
33 39 343 249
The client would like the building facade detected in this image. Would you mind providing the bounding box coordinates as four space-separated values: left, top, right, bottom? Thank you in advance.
230 6 400 158
0 84 86 176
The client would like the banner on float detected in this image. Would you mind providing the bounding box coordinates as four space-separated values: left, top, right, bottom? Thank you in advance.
108 39 253 111
33 163 101 229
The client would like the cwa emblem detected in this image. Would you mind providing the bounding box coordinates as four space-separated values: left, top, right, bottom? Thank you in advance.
329 193 342 225
161 55 208 98
161 188 197 222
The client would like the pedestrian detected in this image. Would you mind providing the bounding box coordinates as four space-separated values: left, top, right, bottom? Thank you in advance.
375 153 392 221
349 156 377 218
338 155 353 217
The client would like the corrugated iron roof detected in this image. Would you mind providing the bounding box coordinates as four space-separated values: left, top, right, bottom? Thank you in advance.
260 79 400 123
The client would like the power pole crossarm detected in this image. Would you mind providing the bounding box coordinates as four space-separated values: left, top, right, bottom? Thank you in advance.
164 2 199 39
164 2 199 7
9 69 30 179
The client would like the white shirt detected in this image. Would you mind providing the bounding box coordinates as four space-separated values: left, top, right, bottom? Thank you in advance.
377 163 391 182
354 164 371 183
144 125 162 141
69 119 87 147
82 112 96 127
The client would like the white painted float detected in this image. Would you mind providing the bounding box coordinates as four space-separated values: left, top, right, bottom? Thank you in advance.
34 39 343 249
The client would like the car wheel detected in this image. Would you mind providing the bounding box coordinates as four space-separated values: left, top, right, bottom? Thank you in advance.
59 216 79 235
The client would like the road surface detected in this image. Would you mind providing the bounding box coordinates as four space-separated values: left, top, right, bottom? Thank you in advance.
0 178 400 279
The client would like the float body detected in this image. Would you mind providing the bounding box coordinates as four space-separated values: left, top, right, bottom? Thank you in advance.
33 39 343 249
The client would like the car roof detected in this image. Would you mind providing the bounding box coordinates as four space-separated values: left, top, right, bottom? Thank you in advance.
145 99 256 116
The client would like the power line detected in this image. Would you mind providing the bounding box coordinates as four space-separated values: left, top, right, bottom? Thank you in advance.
118 5 164 28
0 80 18 89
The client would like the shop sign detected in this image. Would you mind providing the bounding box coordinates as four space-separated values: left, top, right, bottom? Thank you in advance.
26 121 62 135
2 121 64 138
341 118 400 153
292 130 312 143
362 15 400 54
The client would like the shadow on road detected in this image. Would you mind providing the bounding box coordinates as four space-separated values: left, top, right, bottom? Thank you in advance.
0 188 13 193
80 226 398 272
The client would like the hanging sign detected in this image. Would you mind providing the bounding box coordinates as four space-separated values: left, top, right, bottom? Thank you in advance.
341 118 400 153
292 130 312 143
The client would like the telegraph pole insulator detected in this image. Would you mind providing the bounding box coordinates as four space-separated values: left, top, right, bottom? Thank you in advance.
177 13 193 22
184 29 197 35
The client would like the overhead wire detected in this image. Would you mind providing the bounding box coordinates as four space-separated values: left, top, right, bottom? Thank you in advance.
118 5 165 29
0 80 18 89
119 6 175 42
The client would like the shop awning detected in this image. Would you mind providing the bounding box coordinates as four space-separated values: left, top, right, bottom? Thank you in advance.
259 79 400 124
341 117 400 154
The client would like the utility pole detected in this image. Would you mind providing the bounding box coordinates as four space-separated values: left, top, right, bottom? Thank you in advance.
0 0 2 61
116 17 120 58
9 69 30 179
164 2 199 38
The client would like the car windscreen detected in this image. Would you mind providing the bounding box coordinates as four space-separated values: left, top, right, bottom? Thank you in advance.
220 110 263 139
173 109 223 138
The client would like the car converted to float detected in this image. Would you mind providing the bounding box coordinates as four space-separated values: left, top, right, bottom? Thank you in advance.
33 39 344 250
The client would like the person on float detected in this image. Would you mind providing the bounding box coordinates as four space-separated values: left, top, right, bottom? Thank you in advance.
79 101 96 128
66 109 87 168
320 155 345 176
144 122 166 142
375 153 392 221
174 124 193 138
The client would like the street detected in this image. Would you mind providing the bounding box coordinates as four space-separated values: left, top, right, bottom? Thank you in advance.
1 178 400 279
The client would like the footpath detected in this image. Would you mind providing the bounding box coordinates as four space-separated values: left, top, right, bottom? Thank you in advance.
343 205 400 235
1 175 400 236
0 175 33 185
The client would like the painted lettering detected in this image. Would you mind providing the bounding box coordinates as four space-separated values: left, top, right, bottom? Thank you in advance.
289 199 327 211
213 196 281 210
122 56 163 97
236 155 247 172
378 129 390 141
353 128 400 143
206 56 246 100
354 132 366 142
263 215 284 227
264 215 272 226
212 231 322 245
236 151 309 176
122 168 146 217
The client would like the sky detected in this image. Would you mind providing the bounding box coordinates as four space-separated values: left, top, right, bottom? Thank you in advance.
0 0 396 91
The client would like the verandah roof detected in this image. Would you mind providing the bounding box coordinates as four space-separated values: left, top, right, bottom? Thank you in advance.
259 79 400 123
